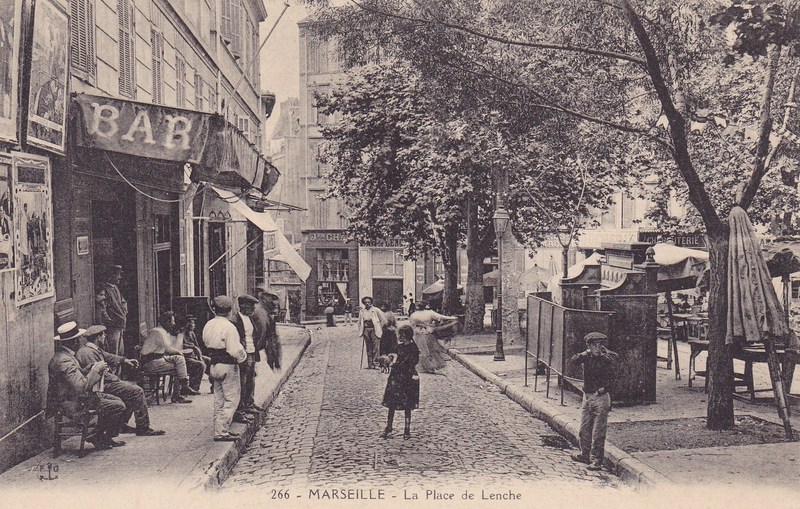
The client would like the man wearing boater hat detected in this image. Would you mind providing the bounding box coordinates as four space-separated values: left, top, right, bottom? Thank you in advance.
76 325 165 436
46 322 127 450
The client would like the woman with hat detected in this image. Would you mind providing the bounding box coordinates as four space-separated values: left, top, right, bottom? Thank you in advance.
46 322 128 450
408 308 457 374
569 331 619 471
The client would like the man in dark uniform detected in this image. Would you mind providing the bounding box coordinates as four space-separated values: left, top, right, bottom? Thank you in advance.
75 325 165 437
46 322 127 450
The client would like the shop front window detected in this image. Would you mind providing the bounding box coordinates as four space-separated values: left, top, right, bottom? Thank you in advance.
317 249 349 282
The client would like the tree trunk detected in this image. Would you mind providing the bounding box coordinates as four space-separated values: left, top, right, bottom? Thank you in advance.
441 225 460 315
464 198 488 333
706 226 735 429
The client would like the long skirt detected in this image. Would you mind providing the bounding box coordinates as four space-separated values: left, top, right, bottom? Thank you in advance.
415 331 448 373
382 372 420 410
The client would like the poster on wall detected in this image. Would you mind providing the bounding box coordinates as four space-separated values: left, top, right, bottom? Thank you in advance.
12 153 54 306
0 0 22 142
26 0 69 154
0 155 13 270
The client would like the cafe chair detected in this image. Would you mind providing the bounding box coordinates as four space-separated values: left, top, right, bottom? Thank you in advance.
52 394 99 458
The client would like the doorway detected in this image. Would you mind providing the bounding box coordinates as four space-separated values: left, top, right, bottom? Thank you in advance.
208 222 227 297
91 192 138 357
373 278 403 312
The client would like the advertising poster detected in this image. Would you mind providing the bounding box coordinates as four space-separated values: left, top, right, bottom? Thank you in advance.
0 0 21 142
26 0 69 153
12 153 53 306
0 155 13 270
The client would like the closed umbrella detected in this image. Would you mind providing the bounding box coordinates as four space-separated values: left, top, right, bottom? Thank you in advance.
726 206 792 437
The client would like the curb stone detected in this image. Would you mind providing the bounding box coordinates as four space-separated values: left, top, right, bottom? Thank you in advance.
448 347 675 488
185 330 312 491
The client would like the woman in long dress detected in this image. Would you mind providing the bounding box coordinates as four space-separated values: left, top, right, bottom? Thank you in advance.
380 324 420 439
409 309 457 373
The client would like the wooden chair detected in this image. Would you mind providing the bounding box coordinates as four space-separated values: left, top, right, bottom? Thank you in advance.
52 394 99 458
140 373 175 405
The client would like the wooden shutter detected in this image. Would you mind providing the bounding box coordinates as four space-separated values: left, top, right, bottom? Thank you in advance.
118 0 135 97
194 73 203 111
176 57 185 107
151 28 163 104
70 0 95 77
230 1 242 57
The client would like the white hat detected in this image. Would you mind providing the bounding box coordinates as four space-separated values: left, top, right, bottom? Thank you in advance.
54 321 86 341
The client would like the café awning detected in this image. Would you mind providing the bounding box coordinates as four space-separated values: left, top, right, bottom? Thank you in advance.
72 93 275 192
211 186 311 281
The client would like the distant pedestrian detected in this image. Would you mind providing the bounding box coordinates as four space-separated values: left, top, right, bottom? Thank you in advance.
324 301 336 327
343 298 354 325
358 296 386 369
258 289 282 371
570 332 618 471
407 295 416 315
380 324 420 440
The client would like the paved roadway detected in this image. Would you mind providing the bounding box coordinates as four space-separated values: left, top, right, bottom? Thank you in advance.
223 325 622 496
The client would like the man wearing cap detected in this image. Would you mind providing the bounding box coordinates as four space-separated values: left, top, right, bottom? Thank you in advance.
203 296 248 441
96 265 128 357
141 311 199 403
230 295 264 422
46 322 127 450
76 325 165 437
570 331 618 471
358 296 386 369
256 287 282 371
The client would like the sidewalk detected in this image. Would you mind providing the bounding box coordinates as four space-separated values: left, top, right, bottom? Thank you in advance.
446 333 800 490
0 325 311 494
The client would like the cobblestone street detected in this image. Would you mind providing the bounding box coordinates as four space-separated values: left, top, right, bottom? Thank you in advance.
223 325 623 497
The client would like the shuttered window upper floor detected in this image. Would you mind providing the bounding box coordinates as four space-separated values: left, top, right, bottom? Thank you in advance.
70 0 96 81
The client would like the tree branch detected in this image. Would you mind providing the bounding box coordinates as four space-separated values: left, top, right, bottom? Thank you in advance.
738 44 783 210
347 0 647 67
620 0 722 230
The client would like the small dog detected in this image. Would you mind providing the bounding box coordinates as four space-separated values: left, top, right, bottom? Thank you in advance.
375 355 392 373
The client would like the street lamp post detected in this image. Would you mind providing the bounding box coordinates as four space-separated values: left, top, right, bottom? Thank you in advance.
493 206 510 361
557 225 571 279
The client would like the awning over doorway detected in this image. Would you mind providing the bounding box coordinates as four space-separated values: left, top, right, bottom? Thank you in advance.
72 93 275 191
211 186 311 281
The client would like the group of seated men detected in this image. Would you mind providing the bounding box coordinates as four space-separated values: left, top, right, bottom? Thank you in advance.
45 322 165 451
45 287 282 451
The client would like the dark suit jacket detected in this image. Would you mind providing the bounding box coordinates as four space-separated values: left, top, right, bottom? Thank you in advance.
46 347 96 419
230 312 264 362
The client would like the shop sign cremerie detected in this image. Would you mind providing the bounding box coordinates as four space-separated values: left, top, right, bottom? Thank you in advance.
73 93 222 164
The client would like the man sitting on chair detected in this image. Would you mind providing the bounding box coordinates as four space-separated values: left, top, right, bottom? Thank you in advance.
140 311 200 403
46 322 127 450
76 325 165 436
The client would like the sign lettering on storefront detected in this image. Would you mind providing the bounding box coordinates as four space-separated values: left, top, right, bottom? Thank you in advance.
307 232 347 242
638 231 707 249
73 93 217 164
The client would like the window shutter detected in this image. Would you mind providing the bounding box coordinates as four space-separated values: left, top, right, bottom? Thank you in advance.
118 0 135 97
70 0 95 78
230 1 241 57
176 57 185 107
194 73 204 111
151 29 163 104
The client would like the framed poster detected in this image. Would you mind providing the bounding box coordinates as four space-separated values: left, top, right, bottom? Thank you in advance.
12 153 54 306
26 0 69 154
76 235 89 255
0 154 13 270
0 0 22 142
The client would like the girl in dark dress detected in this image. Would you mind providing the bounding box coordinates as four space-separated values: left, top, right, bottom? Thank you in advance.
380 324 420 439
